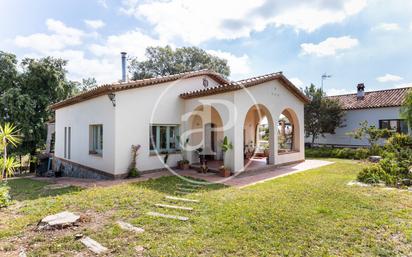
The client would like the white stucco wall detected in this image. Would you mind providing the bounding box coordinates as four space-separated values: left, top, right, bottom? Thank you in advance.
55 75 306 176
183 79 305 172
306 106 405 146
55 95 116 173
113 76 221 174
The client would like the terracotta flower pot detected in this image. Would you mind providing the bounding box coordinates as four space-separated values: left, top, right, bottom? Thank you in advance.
219 167 231 177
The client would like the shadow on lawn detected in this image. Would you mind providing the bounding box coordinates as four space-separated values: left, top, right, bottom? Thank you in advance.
6 178 82 201
131 175 227 195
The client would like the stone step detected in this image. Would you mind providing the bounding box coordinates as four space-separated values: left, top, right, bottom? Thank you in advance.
175 190 199 195
147 211 189 221
165 195 200 203
80 237 108 254
176 183 203 188
116 221 144 233
155 203 193 211
176 187 197 192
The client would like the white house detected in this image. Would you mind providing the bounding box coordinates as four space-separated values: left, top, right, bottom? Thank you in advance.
50 68 309 179
308 83 411 146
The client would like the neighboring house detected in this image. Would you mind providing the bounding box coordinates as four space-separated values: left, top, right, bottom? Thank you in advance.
50 62 309 179
307 84 411 147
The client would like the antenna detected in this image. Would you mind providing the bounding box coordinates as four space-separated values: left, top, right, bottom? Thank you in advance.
321 73 332 91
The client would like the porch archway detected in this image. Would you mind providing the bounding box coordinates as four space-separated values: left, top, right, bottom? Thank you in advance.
277 108 300 154
243 104 275 168
186 105 224 164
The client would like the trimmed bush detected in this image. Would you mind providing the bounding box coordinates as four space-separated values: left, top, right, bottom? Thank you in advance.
0 183 11 208
306 147 370 160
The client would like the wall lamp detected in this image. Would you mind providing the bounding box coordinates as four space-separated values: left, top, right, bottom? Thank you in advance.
107 92 116 107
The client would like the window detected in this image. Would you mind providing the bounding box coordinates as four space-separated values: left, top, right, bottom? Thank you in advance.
64 127 67 158
64 126 71 159
150 125 179 153
68 127 71 159
89 125 103 156
379 119 409 134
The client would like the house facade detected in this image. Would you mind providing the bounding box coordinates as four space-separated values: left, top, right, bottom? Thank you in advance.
50 70 309 179
307 84 411 146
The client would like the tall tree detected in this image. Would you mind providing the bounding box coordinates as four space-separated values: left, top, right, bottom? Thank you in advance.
304 84 345 144
129 46 230 80
0 53 77 161
401 89 412 129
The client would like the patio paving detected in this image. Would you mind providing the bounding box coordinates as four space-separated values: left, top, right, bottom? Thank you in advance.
31 159 333 188
178 159 334 187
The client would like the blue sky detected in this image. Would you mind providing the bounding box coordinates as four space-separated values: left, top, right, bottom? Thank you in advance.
1 0 412 95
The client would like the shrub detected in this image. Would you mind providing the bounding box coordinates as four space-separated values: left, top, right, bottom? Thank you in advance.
358 165 389 184
128 167 140 178
0 183 11 208
355 148 369 160
386 133 412 152
306 147 370 160
357 133 412 187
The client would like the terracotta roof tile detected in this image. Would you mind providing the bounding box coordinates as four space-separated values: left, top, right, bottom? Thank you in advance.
49 69 229 110
180 72 310 104
328 87 411 110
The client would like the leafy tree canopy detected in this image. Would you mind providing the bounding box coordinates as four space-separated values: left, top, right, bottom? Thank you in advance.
304 84 345 144
401 89 412 127
0 51 77 156
129 46 230 80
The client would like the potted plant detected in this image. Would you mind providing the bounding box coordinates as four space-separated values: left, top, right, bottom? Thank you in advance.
219 165 231 177
220 136 233 176
177 137 190 170
177 159 190 170
263 144 270 164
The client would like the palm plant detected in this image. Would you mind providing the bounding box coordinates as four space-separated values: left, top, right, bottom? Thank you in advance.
0 123 21 181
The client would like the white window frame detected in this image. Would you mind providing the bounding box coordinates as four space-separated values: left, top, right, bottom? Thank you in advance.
150 124 179 153
89 124 103 156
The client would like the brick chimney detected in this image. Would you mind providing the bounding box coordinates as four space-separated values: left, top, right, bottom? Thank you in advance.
357 83 365 100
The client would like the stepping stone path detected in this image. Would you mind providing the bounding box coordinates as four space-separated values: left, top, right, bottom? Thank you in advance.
155 203 193 211
177 187 197 192
175 190 192 195
80 237 108 254
117 221 145 233
147 211 189 221
19 247 27 257
165 195 200 203
38 211 80 230
176 183 203 188
43 184 71 190
347 181 370 187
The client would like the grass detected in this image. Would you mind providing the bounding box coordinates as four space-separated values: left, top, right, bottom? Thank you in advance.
1 159 412 256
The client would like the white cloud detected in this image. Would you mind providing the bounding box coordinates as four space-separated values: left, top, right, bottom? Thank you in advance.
376 73 403 83
84 19 105 29
410 22 412 30
15 19 84 52
301 36 359 57
372 22 401 31
89 30 168 60
97 0 108 9
120 0 367 44
206 50 251 77
326 88 355 96
289 78 304 87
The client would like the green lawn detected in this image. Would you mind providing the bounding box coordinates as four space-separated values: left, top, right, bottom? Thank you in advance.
1 159 412 256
